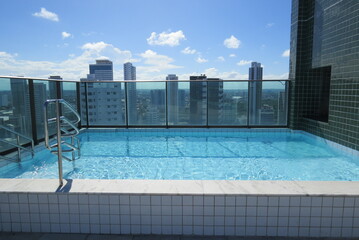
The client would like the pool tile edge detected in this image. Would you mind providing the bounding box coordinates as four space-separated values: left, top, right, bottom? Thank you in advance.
1 179 359 196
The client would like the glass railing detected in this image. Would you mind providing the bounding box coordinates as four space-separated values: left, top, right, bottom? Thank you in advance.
81 79 289 127
0 76 289 154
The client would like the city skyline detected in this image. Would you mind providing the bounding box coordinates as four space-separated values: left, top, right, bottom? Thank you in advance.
0 0 291 81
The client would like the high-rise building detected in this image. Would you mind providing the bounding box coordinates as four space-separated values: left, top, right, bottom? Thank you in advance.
189 75 207 124
248 62 263 125
207 78 224 125
166 74 179 125
124 62 136 80
81 59 123 125
9 79 31 135
48 76 63 100
124 62 137 124
89 59 113 81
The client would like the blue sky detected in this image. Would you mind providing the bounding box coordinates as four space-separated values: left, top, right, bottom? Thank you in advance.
0 0 291 80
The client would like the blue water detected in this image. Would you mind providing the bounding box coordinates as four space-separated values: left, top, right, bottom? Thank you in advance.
1 130 358 181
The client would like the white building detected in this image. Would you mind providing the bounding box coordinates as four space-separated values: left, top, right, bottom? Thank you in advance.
81 60 123 125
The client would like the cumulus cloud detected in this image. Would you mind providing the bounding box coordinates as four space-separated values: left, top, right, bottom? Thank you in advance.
237 60 252 66
33 8 59 22
62 32 71 39
147 30 186 47
224 35 241 49
217 56 225 62
229 54 236 58
282 49 290 57
0 42 135 80
138 50 182 73
177 68 248 80
196 57 208 63
181 47 196 54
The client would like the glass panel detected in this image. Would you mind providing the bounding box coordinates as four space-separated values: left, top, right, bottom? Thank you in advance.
0 78 32 153
169 80 208 126
127 82 166 125
33 80 57 140
80 82 88 126
82 82 125 126
168 81 190 125
249 81 287 125
62 81 78 123
189 80 207 125
208 81 248 125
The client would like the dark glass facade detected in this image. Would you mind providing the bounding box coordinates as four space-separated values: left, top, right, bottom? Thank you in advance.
290 0 359 150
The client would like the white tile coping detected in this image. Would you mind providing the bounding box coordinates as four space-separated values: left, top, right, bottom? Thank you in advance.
1 179 359 196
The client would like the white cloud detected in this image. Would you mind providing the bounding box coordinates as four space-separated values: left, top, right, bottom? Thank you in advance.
223 35 241 49
62 32 72 39
181 47 196 54
229 54 236 58
178 68 248 80
196 57 208 63
237 60 252 66
33 8 59 22
147 30 186 47
282 49 290 57
0 42 135 80
138 50 182 73
217 56 225 62
266 23 275 28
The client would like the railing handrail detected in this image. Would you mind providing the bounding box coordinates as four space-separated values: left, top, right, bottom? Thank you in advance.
0 125 35 159
44 99 81 124
0 75 290 83
0 125 34 143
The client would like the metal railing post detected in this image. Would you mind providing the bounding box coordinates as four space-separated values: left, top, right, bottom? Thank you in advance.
16 135 21 161
55 100 64 186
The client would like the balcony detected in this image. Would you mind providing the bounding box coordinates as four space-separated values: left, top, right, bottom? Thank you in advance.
0 76 289 154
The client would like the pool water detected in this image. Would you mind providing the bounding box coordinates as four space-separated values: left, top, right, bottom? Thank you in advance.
1 130 358 181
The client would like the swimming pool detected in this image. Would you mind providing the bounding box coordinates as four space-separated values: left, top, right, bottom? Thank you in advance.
1 129 358 181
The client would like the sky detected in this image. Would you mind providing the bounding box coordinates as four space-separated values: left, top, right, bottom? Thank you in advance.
0 0 291 81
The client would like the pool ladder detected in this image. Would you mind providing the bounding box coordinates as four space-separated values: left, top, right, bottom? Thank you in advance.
44 99 81 185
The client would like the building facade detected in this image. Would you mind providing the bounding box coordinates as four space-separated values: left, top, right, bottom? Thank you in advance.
290 0 359 151
248 62 263 125
124 62 137 124
166 74 179 125
81 60 123 125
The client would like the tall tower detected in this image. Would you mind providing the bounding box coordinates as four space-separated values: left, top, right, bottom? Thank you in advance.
81 59 123 125
248 62 263 125
207 78 224 125
166 74 179 125
10 79 31 135
124 62 136 80
124 62 137 124
189 75 207 125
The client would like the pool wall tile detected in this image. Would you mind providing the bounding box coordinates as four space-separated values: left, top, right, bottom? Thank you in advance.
2 192 359 237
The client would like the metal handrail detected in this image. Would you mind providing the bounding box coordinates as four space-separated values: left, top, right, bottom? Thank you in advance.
44 99 80 149
45 99 81 124
0 125 34 160
43 99 81 186
0 125 34 144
